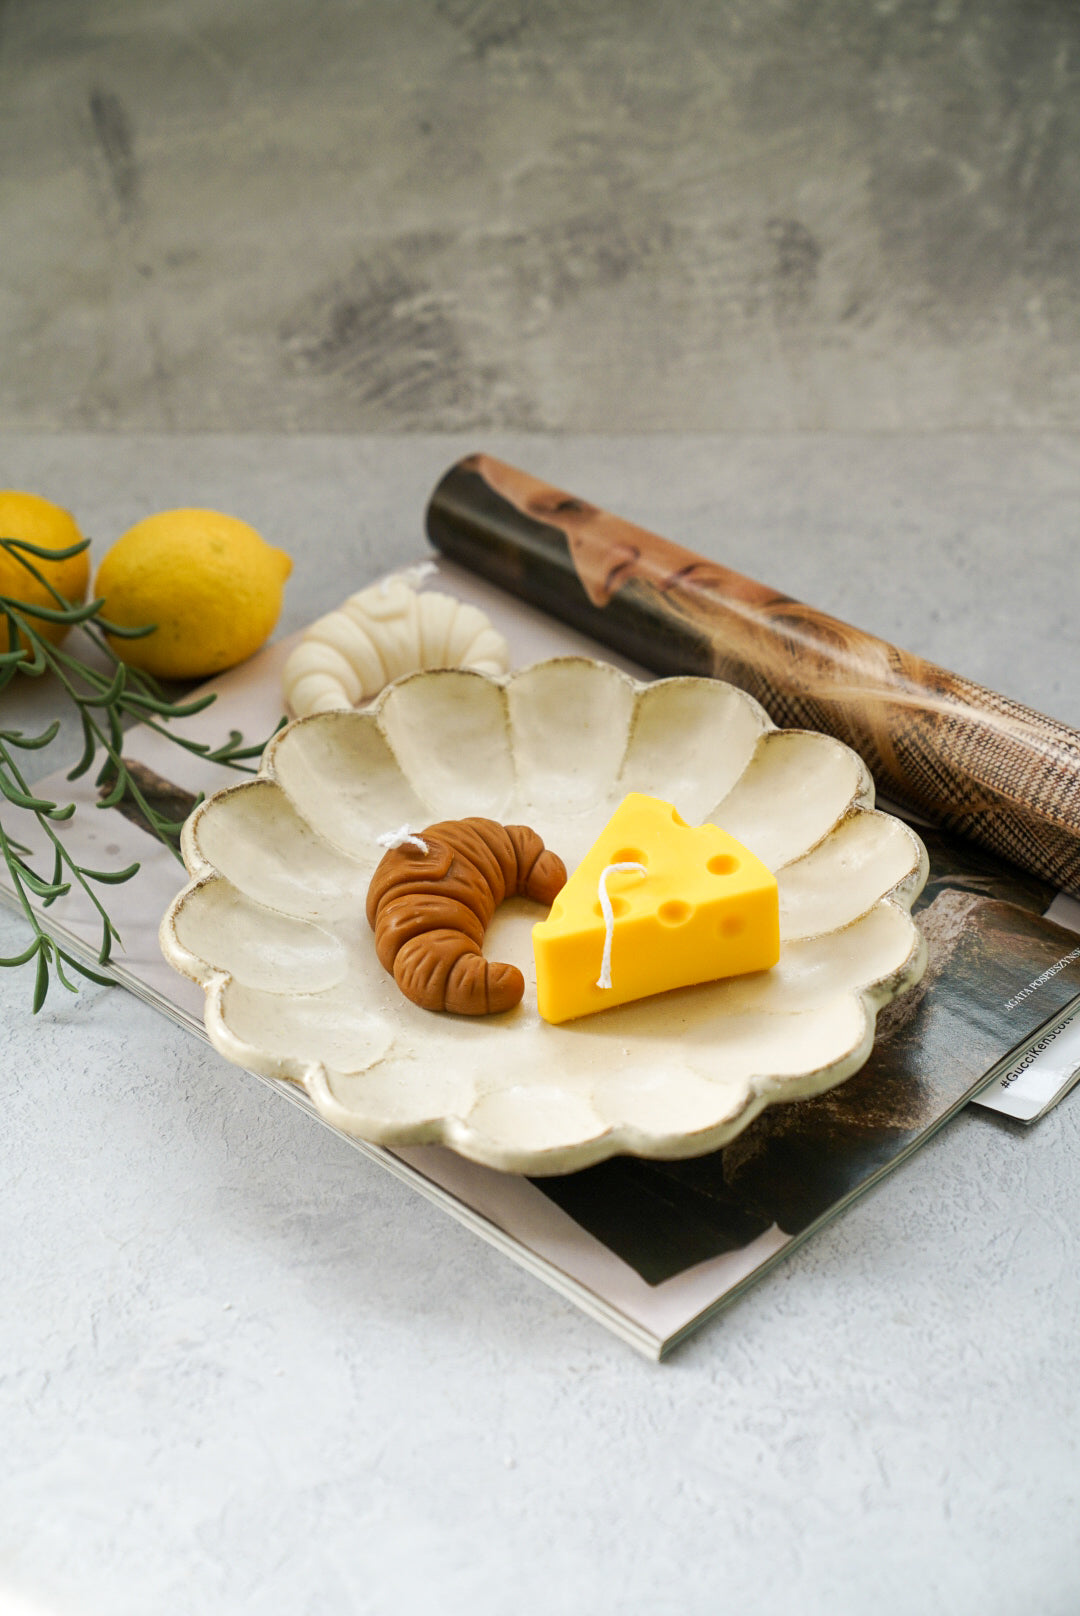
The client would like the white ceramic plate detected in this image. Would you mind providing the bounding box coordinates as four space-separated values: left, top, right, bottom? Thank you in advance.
160 658 928 1174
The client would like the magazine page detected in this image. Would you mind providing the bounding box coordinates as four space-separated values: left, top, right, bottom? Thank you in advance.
3 562 1078 1356
976 999 1080 1122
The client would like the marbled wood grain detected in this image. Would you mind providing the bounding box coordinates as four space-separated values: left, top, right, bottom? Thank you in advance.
427 453 1080 899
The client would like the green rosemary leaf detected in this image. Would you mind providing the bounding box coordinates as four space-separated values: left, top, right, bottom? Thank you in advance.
142 814 190 838
81 861 141 884
123 689 217 718
32 948 49 1012
5 719 62 751
92 616 158 640
12 861 70 899
67 716 99 781
203 729 246 757
3 616 47 675
77 662 127 709
58 949 117 988
0 775 58 813
97 772 128 808
41 843 69 908
52 952 80 994
0 534 90 562
4 596 109 627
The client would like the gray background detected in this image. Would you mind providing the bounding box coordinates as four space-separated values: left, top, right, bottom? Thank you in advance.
3 0 1079 432
3 3 1080 1614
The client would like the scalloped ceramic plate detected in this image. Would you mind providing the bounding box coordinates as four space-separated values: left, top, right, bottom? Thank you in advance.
160 658 928 1175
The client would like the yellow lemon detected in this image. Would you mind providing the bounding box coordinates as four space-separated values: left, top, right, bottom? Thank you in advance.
0 490 89 652
95 508 292 680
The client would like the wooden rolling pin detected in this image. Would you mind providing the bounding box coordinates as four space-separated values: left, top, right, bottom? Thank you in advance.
426 452 1080 899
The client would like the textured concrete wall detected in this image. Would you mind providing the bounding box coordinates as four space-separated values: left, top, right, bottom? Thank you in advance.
2 0 1079 431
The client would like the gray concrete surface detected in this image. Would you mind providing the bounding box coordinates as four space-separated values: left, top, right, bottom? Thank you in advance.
3 1 1080 432
1 435 1079 1616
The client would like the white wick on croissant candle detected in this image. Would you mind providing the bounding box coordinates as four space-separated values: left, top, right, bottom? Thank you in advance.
377 825 430 854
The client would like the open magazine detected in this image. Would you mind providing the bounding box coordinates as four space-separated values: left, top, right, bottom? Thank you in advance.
3 560 1080 1358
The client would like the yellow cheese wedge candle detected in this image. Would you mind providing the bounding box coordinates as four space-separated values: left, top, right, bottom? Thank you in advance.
532 793 779 1024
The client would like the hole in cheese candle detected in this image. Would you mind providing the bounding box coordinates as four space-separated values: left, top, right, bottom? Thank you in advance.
532 793 780 1024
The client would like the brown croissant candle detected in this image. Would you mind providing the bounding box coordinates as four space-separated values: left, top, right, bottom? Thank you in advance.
426 453 1080 899
367 817 566 1014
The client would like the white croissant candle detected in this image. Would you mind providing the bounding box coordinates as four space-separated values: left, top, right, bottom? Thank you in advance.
282 576 510 717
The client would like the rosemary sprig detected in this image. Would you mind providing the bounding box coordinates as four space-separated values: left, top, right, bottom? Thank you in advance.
0 532 281 1010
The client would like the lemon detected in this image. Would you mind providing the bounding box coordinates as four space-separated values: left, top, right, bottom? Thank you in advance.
0 490 89 652
95 508 292 680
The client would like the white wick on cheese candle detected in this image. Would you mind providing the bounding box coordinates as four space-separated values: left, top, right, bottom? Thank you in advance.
595 862 647 990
